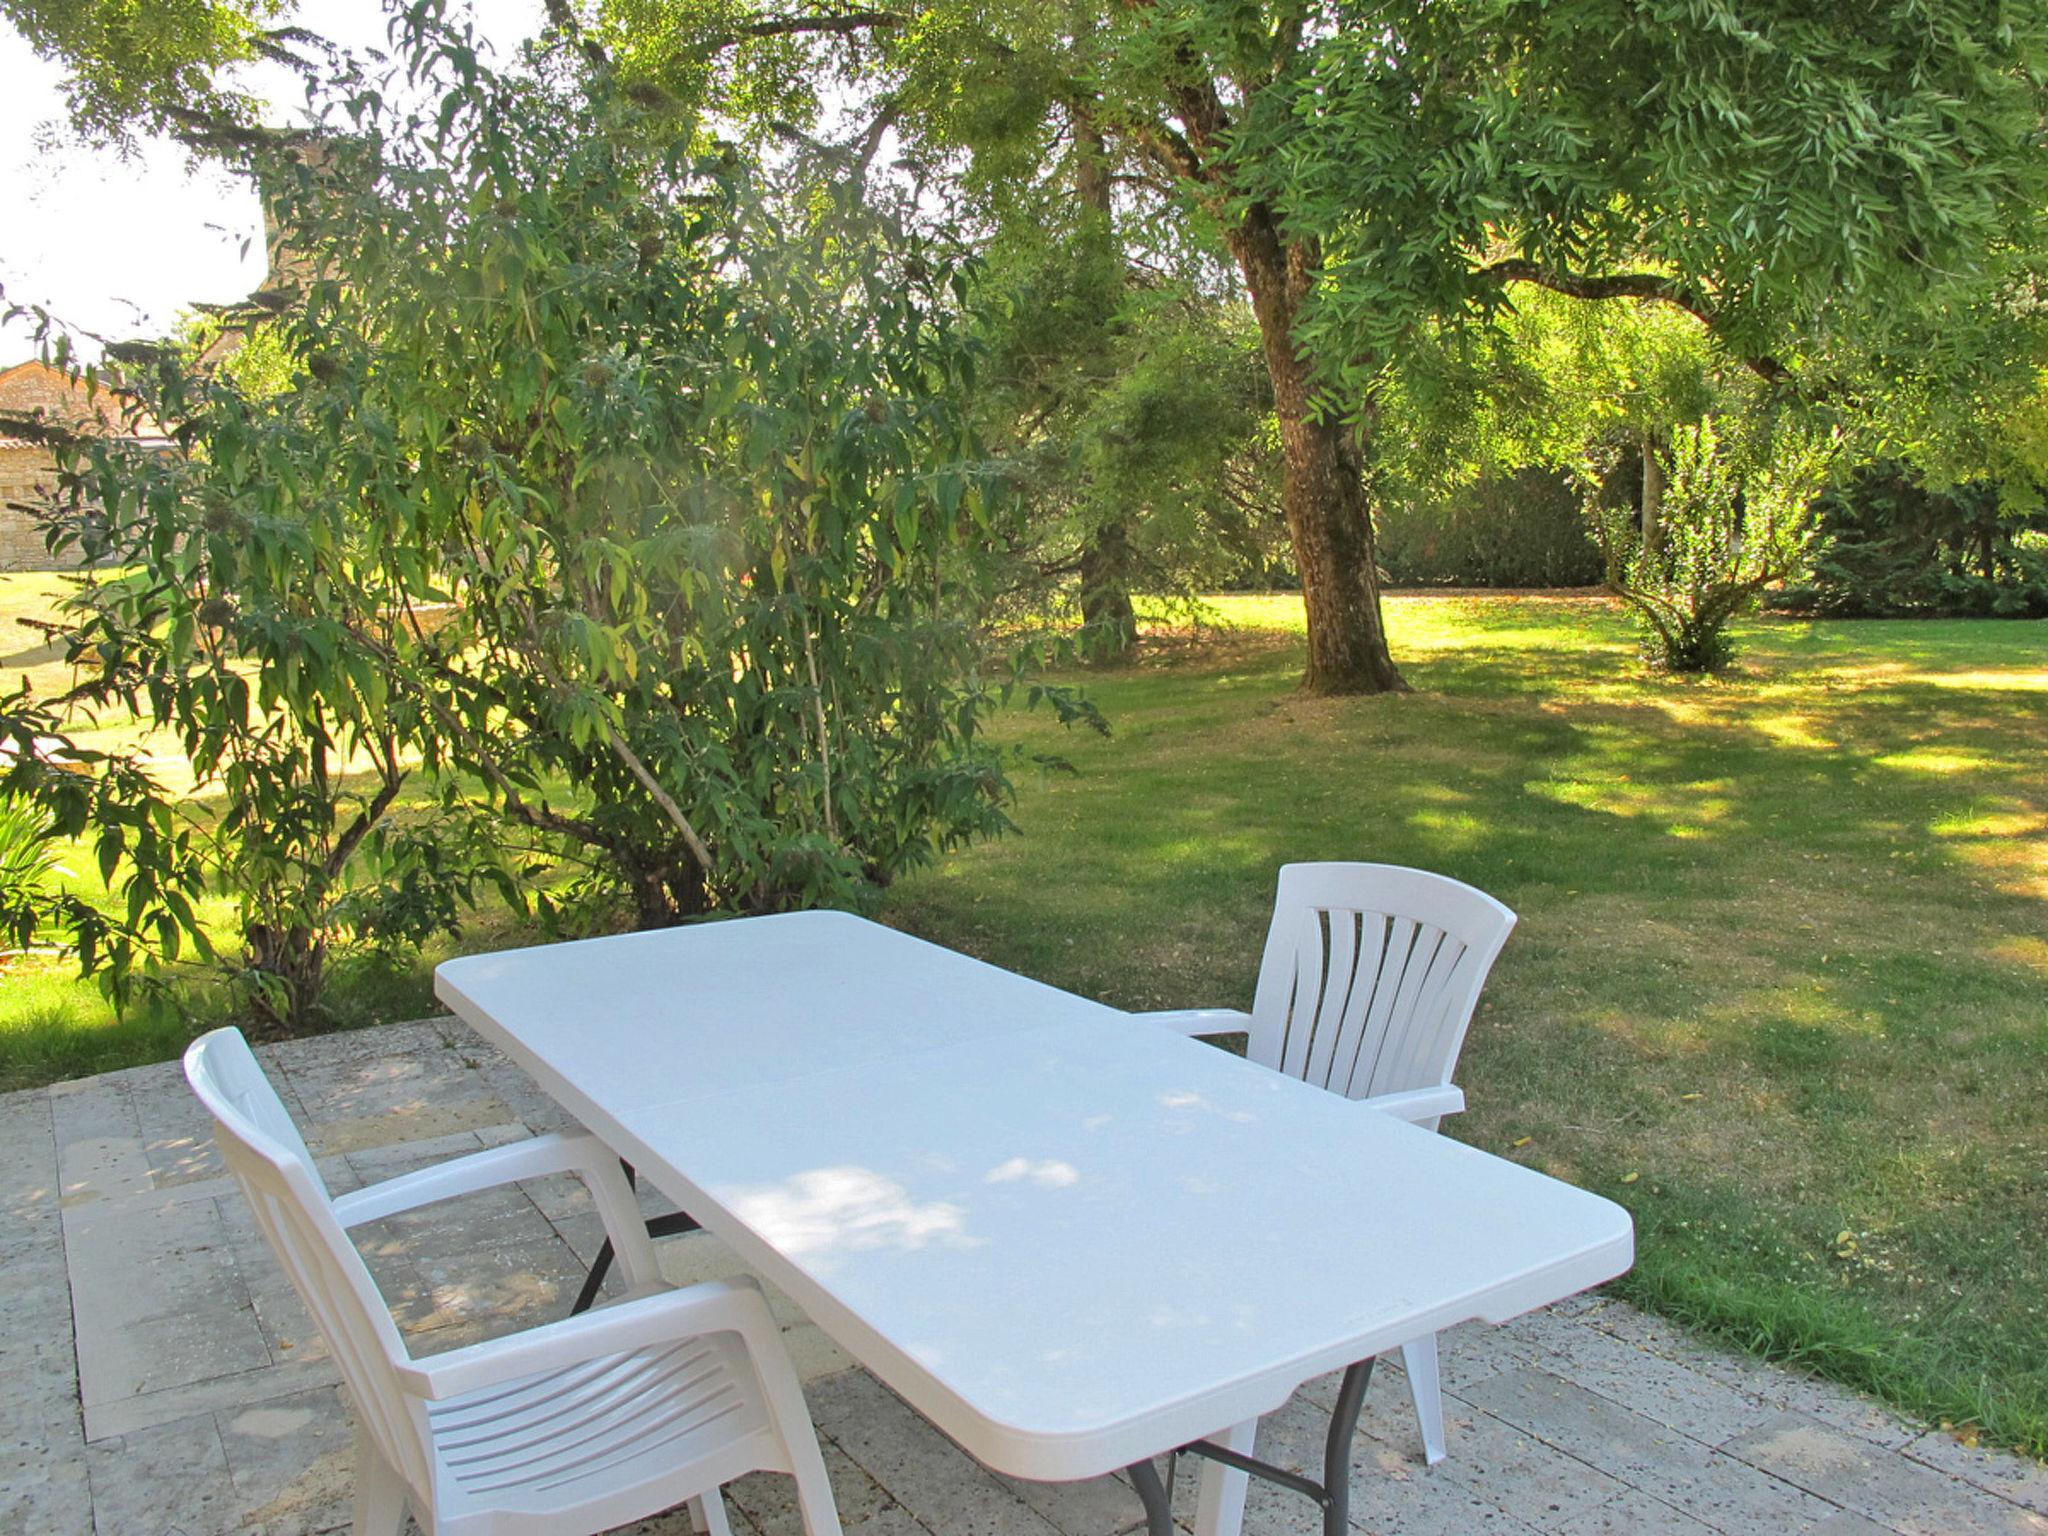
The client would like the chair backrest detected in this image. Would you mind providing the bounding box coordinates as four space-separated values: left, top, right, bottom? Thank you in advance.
1246 863 1516 1102
183 1028 435 1504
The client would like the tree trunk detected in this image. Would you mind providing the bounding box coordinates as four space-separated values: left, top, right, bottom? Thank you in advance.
1641 436 1665 560
622 844 711 927
1070 108 1140 662
1078 519 1139 662
1229 211 1407 694
245 921 326 1035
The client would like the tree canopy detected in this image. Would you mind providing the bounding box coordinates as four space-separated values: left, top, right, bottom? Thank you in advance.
15 12 1094 1023
590 0 2048 689
20 0 2048 689
2 0 303 144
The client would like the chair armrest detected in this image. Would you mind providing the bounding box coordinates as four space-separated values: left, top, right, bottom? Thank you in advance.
394 1277 776 1401
332 1131 621 1226
1357 1085 1466 1124
331 1131 662 1289
1132 1008 1254 1038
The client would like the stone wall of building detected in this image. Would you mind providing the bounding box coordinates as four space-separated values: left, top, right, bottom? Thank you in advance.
0 358 83 421
0 359 162 573
0 444 68 571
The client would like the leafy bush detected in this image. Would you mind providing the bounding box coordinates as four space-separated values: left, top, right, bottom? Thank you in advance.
1774 466 2048 618
1585 418 1837 672
0 793 61 954
1376 468 1601 587
31 15 1088 1025
0 681 209 995
43 392 498 1026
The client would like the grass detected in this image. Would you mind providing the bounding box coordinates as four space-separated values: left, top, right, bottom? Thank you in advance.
1 570 515 1081
4 576 2046 1455
883 594 2048 1457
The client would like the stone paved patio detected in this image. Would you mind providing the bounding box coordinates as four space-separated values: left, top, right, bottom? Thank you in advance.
5 1017 2046 1536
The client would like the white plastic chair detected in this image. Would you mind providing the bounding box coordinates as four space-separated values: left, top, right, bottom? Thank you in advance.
1135 862 1517 1465
184 1027 844 1536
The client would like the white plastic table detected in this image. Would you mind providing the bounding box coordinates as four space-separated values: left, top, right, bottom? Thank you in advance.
436 911 1633 1536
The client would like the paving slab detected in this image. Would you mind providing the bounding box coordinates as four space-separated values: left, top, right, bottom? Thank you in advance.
1501 1304 1781 1449
0 1087 93 1536
84 1411 241 1536
729 1441 931 1536
808 1368 1072 1536
1582 1303 1921 1454
215 1385 357 1536
1457 1368 1840 1533
1901 1430 2048 1516
1549 1487 1719 1534
1231 1390 1549 1536
1722 1413 2048 1536
8 1017 2048 1536
1812 1515 1906 1536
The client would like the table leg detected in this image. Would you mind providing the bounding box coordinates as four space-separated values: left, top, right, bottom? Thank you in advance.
1164 1357 1377 1536
1322 1360 1373 1536
1192 1418 1257 1536
570 1235 618 1316
1127 1457 1175 1536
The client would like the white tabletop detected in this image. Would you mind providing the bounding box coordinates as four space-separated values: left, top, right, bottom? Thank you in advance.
437 911 1633 1482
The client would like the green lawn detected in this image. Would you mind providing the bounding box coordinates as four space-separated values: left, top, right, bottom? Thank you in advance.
4 582 2045 1455
885 594 2048 1457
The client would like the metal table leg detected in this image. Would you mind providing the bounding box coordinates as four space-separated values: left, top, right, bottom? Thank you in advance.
1127 1456 1176 1536
1146 1357 1376 1536
1321 1359 1373 1536
569 1160 701 1315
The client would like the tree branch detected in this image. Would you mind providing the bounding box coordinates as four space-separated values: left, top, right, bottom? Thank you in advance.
1167 52 1234 160
1477 260 1794 385
1125 119 1208 186
543 0 610 69
851 95 901 175
698 11 903 48
602 729 715 874
324 743 406 881
1268 8 1308 85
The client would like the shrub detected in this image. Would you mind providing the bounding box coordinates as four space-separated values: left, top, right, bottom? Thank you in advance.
44 384 499 1027
0 793 60 954
0 683 208 996
1774 466 2048 618
1585 418 1836 672
33 15 1091 1024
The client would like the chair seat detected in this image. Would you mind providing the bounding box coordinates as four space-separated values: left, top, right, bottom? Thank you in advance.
430 1320 774 1525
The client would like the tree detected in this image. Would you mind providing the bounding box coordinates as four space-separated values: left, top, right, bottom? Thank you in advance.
591 0 2048 693
610 0 1283 662
24 14 1091 1025
1375 288 1724 518
1 0 309 145
1781 467 2048 619
966 109 1278 660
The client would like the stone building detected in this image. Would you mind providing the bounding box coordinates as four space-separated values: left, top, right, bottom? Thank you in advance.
0 359 168 572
